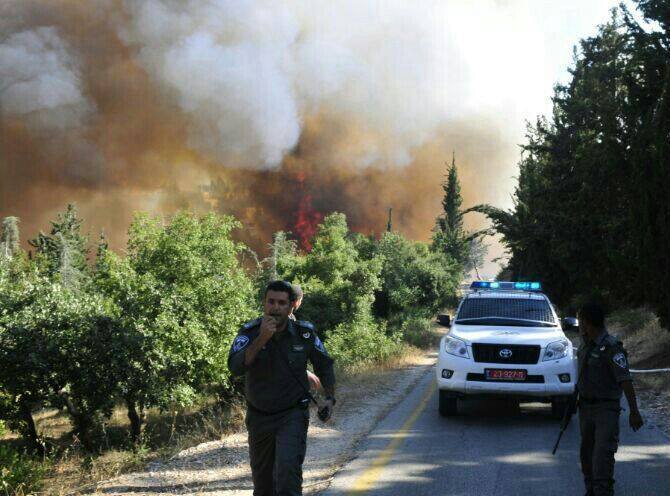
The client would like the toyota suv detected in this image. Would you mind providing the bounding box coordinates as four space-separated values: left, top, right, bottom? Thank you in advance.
435 281 576 417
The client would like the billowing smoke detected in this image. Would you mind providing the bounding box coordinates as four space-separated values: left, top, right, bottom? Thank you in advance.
1 0 595 265
0 26 92 130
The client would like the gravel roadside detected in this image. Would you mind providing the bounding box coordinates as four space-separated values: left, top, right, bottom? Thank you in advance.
608 322 670 441
95 351 437 495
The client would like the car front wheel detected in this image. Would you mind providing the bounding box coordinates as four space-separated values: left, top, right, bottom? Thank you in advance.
439 390 458 416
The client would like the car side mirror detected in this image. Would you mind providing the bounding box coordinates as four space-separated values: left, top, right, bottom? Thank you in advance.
562 317 579 333
438 314 451 327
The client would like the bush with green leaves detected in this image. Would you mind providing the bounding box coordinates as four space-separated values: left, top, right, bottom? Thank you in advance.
1 209 257 448
269 213 459 365
371 232 460 321
0 208 120 450
0 446 47 496
398 316 439 349
94 211 256 442
0 263 117 449
326 318 403 369
287 213 382 336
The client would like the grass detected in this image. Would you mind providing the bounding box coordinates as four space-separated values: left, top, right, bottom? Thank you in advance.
607 307 670 369
607 307 658 337
0 445 49 496
0 397 246 496
607 308 670 407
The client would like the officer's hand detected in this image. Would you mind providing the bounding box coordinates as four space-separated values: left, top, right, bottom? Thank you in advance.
317 399 334 422
259 316 277 342
307 371 322 391
629 410 643 431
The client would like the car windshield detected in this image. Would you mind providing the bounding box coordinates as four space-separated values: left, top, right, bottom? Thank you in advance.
455 297 555 327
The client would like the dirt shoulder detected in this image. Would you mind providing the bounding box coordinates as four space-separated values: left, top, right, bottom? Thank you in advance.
95 349 438 495
607 310 670 440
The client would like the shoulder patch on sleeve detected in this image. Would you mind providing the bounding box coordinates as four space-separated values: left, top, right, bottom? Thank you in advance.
314 334 327 354
612 352 628 369
295 320 315 331
242 317 263 330
232 335 250 353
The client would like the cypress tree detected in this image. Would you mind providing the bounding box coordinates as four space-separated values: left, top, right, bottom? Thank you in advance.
433 153 470 267
0 216 20 258
442 152 463 233
29 204 89 278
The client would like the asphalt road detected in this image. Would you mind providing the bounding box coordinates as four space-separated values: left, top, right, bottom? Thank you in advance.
323 369 670 496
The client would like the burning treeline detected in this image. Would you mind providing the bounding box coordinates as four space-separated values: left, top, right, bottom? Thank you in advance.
0 1 520 255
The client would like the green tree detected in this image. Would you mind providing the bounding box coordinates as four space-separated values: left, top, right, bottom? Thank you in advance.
94 211 255 442
28 204 89 287
433 154 483 274
0 249 115 450
287 213 381 334
442 153 463 233
472 2 670 324
372 232 460 321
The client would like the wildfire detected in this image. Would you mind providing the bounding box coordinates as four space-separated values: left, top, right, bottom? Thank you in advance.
293 171 323 251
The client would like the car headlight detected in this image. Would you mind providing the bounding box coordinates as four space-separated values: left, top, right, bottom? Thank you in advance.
445 335 470 358
543 339 569 361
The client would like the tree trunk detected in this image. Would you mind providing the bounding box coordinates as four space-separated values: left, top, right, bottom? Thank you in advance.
20 404 43 454
126 397 144 446
59 389 95 450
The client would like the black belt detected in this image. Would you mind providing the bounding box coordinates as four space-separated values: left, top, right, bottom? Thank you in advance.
580 397 619 405
247 398 310 416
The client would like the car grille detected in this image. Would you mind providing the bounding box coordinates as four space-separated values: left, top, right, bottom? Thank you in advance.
466 373 545 384
472 343 541 365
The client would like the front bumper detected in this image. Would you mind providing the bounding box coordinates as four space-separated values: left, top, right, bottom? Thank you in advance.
435 350 576 398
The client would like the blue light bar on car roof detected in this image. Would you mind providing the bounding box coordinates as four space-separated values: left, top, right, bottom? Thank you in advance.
470 281 542 291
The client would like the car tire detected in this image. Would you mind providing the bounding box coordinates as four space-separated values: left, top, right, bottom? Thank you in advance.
551 397 573 420
439 390 458 416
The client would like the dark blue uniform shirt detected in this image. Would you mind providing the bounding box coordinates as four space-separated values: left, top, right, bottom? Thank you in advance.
228 317 335 414
577 329 632 401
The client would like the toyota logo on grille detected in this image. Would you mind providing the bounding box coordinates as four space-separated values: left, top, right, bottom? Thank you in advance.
499 348 513 359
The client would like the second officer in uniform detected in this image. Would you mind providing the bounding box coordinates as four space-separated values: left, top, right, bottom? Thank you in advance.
577 302 643 496
228 280 336 496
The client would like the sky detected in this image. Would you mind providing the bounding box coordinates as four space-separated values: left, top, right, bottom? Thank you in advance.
0 0 625 276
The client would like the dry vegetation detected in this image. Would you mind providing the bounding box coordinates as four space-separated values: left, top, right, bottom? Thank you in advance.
1 397 246 496
607 308 670 438
0 322 445 496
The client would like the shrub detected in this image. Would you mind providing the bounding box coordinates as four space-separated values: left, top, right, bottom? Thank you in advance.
364 232 460 321
0 272 117 450
399 316 439 349
282 213 382 336
94 211 256 442
0 446 47 496
326 318 402 369
607 308 657 336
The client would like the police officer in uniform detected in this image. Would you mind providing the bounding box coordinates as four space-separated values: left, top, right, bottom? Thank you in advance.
291 284 304 317
577 302 643 496
290 284 322 392
228 280 336 496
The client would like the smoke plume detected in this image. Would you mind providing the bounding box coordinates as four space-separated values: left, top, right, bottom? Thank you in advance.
1 0 565 266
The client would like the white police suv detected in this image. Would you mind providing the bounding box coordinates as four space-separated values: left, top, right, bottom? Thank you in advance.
436 281 577 417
